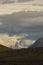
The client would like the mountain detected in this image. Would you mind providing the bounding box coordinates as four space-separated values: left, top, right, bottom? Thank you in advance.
12 38 34 49
0 44 43 65
0 44 12 52
0 34 35 49
13 39 29 49
30 37 43 47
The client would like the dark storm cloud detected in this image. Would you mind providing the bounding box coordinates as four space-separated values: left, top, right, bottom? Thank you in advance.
0 11 43 40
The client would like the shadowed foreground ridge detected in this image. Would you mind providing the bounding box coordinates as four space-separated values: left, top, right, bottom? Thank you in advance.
0 38 43 65
0 44 12 52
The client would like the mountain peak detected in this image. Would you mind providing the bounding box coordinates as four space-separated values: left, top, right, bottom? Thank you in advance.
30 37 43 48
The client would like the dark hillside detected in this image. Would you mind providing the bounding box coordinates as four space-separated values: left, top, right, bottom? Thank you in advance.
30 37 43 47
0 45 43 65
0 44 12 52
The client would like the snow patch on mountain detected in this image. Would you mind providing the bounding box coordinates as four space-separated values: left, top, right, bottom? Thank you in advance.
12 39 35 49
0 33 35 49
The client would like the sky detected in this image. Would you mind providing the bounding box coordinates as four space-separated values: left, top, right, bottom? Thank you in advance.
0 0 43 47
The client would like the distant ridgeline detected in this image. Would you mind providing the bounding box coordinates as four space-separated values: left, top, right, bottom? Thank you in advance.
0 38 43 65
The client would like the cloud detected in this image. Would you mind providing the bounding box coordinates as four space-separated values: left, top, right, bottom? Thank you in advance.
0 0 43 15
33 4 43 6
0 11 43 40
0 0 14 4
17 0 33 3
32 0 43 6
0 0 32 4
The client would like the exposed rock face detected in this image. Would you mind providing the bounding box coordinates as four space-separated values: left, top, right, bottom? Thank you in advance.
30 38 43 48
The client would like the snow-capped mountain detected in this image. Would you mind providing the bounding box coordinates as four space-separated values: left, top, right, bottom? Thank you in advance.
12 33 35 49
12 39 33 49
0 34 35 49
